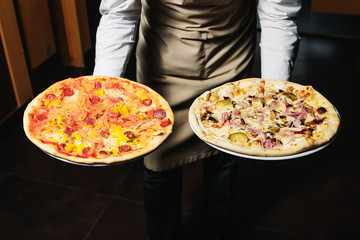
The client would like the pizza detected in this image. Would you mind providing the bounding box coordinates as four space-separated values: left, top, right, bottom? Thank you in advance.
189 78 340 157
23 76 174 164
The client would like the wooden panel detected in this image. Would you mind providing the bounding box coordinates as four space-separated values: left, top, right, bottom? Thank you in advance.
0 0 33 106
311 0 360 16
61 0 84 67
0 36 17 122
54 0 91 68
15 0 56 69
76 0 91 53
48 0 70 66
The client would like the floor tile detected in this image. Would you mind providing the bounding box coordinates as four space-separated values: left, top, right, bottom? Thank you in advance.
237 226 317 240
182 160 204 213
180 160 205 238
255 166 360 239
116 160 144 202
116 158 205 212
87 198 146 240
233 149 360 239
0 176 109 240
184 224 319 240
13 147 133 194
0 121 33 171
0 172 7 183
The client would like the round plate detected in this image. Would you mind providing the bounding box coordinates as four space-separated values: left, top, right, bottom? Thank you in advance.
189 107 341 161
41 150 141 167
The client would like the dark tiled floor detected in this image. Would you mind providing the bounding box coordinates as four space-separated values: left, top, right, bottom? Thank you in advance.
1 33 359 239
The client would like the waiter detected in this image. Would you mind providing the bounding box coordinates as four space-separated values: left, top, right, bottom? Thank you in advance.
93 0 301 239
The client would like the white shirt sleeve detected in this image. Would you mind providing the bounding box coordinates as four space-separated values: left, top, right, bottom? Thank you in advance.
93 0 141 77
257 0 302 81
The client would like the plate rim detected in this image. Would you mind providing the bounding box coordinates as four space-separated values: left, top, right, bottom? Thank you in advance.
41 150 141 167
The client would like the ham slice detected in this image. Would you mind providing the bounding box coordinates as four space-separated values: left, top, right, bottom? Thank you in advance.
247 127 264 137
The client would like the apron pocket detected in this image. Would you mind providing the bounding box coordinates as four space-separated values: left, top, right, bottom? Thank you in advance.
162 34 205 78
139 27 207 78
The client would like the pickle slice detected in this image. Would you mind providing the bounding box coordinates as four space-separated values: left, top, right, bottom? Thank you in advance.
283 92 298 101
229 132 248 143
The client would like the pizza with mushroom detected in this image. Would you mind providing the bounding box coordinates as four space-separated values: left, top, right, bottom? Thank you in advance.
23 76 174 164
189 78 340 157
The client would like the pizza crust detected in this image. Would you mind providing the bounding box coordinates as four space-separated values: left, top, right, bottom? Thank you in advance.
23 76 174 165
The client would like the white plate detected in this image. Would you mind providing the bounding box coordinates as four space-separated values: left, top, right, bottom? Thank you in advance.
189 107 341 161
41 150 141 167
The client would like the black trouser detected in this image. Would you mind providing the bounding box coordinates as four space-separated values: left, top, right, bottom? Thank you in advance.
144 153 237 240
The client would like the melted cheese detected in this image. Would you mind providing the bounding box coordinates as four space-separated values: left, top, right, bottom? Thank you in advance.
29 76 173 159
94 89 104 96
113 103 129 116
47 98 60 108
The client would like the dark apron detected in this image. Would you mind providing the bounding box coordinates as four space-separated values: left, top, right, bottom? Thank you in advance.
136 0 257 171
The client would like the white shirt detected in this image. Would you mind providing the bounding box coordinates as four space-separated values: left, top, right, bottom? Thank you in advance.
93 0 301 81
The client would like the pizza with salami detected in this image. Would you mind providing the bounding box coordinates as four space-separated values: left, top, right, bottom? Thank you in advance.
189 78 340 157
23 76 174 164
